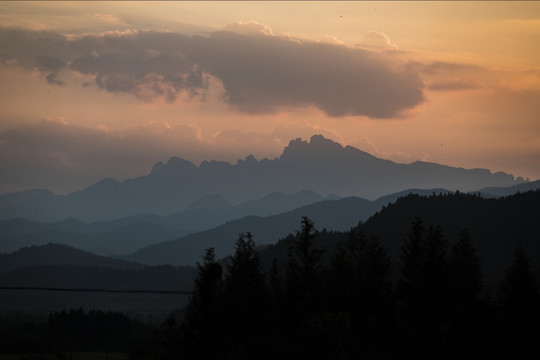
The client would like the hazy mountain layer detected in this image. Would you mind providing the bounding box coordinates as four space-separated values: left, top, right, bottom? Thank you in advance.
125 196 397 266
0 135 524 222
0 190 327 255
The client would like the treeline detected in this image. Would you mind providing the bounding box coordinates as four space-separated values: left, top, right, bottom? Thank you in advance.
0 309 155 356
150 216 539 360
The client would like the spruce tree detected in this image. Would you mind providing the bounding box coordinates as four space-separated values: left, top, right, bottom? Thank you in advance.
287 216 325 317
179 247 223 359
499 245 539 357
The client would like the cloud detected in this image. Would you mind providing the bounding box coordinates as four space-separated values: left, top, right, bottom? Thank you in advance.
428 80 481 91
0 25 425 118
0 117 359 194
358 30 398 50
36 56 66 72
419 61 488 92
351 136 429 163
45 72 65 86
191 29 424 117
221 21 275 36
0 119 209 194
421 61 483 75
85 13 126 26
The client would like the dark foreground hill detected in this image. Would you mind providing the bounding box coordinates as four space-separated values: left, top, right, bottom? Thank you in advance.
0 244 195 314
356 190 540 284
0 264 195 293
0 243 143 274
0 135 524 222
253 190 540 286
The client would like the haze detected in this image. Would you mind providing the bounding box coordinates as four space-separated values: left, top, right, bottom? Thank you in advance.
1 1 539 194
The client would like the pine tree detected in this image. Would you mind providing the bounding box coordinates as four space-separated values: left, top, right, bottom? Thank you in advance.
448 229 483 303
223 233 267 325
499 245 539 357
179 247 223 359
397 218 449 359
287 216 325 317
220 233 268 358
446 229 487 359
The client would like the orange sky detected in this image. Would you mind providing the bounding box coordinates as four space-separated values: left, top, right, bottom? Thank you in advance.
1 1 539 194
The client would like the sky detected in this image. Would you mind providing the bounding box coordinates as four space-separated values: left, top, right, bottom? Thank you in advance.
1 1 539 195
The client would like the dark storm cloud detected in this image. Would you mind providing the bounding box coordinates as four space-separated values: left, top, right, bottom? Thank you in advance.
0 26 426 117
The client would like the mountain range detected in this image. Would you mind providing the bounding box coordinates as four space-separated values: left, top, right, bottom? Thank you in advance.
0 135 526 223
0 190 330 255
2 190 538 296
1 182 538 258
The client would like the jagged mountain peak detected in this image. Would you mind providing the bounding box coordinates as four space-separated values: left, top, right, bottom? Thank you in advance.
309 134 344 150
151 156 197 175
280 134 344 160
237 154 258 165
0 134 526 222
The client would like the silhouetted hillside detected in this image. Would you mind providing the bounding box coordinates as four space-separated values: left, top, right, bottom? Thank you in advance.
357 190 540 283
252 190 540 285
0 135 524 222
0 264 194 292
0 190 328 255
0 243 143 274
126 197 376 265
0 219 186 255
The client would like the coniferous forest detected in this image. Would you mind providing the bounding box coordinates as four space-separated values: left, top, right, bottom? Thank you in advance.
2 192 539 359
149 215 539 360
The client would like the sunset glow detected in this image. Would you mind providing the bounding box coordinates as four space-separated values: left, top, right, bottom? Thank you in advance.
1 1 539 194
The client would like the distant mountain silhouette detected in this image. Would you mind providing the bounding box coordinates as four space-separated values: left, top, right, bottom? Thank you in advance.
0 218 187 256
0 190 328 255
475 179 540 197
185 194 231 211
125 197 379 266
0 135 525 222
0 243 143 274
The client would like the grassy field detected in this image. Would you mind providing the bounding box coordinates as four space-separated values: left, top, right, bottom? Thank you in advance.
0 353 127 360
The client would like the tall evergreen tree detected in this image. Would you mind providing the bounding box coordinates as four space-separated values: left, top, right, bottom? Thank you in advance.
222 233 267 332
498 245 539 358
445 229 488 359
287 216 325 317
448 229 483 303
344 231 395 357
179 247 223 359
397 218 449 359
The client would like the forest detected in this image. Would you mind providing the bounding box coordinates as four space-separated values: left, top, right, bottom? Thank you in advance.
2 192 539 359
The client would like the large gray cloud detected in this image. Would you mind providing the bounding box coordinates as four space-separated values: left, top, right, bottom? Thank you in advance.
0 26 425 117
